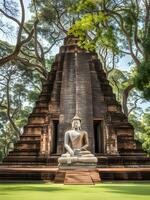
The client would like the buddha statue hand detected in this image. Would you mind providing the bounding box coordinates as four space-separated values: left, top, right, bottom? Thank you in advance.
65 144 74 156
69 149 74 156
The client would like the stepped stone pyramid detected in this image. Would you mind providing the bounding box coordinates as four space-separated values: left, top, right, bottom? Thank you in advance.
1 36 150 181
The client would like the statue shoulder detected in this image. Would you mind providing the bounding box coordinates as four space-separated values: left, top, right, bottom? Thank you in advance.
82 131 88 136
65 129 73 135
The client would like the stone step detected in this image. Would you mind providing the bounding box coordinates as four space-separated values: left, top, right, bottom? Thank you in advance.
41 80 54 93
119 151 147 156
20 134 41 141
107 112 128 123
3 155 58 165
90 171 101 183
36 100 49 107
16 138 40 144
3 157 47 163
8 151 39 156
107 105 121 112
97 155 150 166
4 155 39 159
24 125 42 134
29 113 47 117
28 115 46 125
117 135 134 141
64 171 94 185
3 155 47 164
9 148 40 153
54 171 66 183
38 94 51 101
1 162 47 165
33 107 48 114
16 140 40 144
111 122 133 128
14 142 40 150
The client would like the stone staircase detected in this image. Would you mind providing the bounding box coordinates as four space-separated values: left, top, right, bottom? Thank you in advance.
2 67 57 166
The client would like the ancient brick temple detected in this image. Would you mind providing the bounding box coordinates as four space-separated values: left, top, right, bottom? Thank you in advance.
0 36 150 182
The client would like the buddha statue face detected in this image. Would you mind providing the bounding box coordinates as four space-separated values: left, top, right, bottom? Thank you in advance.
72 119 81 130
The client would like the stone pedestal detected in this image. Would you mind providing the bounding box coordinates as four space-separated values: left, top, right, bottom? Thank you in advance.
54 169 101 184
58 162 97 170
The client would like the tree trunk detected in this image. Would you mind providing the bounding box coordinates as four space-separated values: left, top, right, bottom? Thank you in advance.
122 84 134 116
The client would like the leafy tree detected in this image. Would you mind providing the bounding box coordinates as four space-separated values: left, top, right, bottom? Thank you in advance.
141 112 150 154
69 0 150 99
129 110 150 155
0 0 69 78
0 0 38 67
0 64 42 159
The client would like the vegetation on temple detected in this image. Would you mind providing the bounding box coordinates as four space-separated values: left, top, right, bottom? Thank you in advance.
0 0 149 160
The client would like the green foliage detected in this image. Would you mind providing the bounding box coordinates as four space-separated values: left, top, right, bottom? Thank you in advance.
143 24 150 60
140 113 150 153
69 0 150 100
108 68 132 102
133 24 150 99
129 111 150 154
0 65 42 160
69 12 118 52
75 0 97 12
134 61 150 100
0 125 17 160
108 68 149 154
0 40 13 57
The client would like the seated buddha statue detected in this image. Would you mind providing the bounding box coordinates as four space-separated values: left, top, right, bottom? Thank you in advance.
58 115 97 167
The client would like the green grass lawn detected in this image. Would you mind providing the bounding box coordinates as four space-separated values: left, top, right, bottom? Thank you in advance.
0 182 150 200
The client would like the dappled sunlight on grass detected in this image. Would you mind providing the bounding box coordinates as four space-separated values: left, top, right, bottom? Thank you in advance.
0 183 150 200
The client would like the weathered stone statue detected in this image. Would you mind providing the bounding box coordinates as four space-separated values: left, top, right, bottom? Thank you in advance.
58 115 97 168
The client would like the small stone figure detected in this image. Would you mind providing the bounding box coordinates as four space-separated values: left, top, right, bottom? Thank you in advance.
58 115 97 168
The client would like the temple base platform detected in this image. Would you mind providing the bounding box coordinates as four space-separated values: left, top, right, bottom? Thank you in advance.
0 154 150 183
0 166 150 183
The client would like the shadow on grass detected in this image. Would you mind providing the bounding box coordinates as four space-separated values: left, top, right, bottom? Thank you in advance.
0 185 71 194
94 184 150 196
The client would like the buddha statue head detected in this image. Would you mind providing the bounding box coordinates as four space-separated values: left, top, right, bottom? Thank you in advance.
72 114 81 130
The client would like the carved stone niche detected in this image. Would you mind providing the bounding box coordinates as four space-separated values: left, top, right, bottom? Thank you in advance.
106 126 118 155
40 124 51 156
110 133 118 155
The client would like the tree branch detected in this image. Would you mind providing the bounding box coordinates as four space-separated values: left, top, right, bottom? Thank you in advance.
0 20 38 66
5 76 21 137
127 97 141 116
122 84 135 116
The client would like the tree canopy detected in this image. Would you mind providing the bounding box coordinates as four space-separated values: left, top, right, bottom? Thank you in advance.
69 0 150 99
